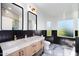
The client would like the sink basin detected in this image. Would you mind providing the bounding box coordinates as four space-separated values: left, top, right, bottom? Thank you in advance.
0 37 40 51
0 39 26 50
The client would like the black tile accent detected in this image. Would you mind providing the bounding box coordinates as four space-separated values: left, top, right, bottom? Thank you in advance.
0 30 76 44
33 30 42 36
13 30 25 39
41 30 75 44
75 30 78 37
23 30 34 37
41 30 47 37
0 30 14 43
52 30 59 44
76 37 79 54
41 30 58 44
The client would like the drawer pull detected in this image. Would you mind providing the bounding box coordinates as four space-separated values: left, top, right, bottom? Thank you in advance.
32 44 36 47
19 50 24 56
19 52 21 56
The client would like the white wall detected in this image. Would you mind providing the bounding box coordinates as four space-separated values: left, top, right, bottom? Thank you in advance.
37 11 46 30
0 3 78 31
15 4 78 31
16 3 58 30
37 11 78 31
17 4 48 30
36 4 79 31
37 10 59 30
51 20 58 30
73 10 78 30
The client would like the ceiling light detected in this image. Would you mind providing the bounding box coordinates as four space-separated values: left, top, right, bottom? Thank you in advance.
8 7 12 10
5 10 9 14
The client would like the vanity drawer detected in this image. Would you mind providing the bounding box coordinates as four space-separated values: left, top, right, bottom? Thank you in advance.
31 41 43 54
25 41 43 56
25 45 34 56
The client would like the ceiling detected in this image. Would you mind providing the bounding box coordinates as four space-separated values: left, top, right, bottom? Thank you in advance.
34 3 78 20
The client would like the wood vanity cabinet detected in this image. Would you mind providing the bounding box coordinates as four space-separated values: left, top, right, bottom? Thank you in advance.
7 48 26 56
25 41 43 56
18 48 26 56
7 41 44 56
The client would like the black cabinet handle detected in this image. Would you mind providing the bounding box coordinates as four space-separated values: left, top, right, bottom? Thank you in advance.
19 52 21 56
21 51 24 56
19 50 24 56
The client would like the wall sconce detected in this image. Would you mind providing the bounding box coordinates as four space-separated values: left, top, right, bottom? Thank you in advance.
28 4 37 14
31 8 35 12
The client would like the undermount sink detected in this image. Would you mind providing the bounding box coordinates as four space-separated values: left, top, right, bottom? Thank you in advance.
0 39 26 50
0 37 38 51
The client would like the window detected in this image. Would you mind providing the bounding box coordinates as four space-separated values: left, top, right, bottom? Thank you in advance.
57 19 74 38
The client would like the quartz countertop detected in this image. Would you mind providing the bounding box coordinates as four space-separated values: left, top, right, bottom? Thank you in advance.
0 36 45 56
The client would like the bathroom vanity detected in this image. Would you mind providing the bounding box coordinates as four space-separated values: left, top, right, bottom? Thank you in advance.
0 36 44 56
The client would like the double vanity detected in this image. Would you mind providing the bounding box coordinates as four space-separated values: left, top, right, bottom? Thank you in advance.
0 3 43 56
0 36 45 56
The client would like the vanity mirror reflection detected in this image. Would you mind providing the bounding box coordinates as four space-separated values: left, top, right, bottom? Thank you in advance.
1 3 23 30
27 11 37 30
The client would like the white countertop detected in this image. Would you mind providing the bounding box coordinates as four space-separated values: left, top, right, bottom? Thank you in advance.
0 36 45 56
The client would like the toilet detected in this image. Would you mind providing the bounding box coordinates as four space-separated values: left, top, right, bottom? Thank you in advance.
42 40 53 56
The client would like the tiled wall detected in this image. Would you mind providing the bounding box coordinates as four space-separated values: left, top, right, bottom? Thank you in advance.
0 30 14 43
0 30 77 43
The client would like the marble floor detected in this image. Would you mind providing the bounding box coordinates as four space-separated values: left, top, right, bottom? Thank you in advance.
42 44 75 56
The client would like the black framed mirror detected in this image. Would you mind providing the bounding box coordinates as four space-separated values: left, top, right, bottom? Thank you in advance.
27 11 37 30
1 3 24 30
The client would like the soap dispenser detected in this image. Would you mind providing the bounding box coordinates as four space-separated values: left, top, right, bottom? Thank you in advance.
14 35 17 40
25 35 27 38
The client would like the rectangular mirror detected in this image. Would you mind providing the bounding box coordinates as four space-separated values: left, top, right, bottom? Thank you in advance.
1 3 23 30
27 11 37 30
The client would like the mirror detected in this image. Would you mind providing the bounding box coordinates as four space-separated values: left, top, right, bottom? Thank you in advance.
27 11 37 30
1 3 23 30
